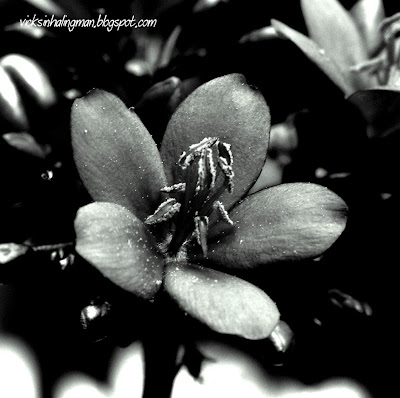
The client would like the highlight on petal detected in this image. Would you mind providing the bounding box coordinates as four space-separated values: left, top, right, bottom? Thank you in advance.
350 0 385 56
71 89 167 221
161 74 271 212
1 54 56 108
205 183 348 269
300 0 369 90
165 263 280 340
271 19 352 95
75 202 164 299
0 65 28 130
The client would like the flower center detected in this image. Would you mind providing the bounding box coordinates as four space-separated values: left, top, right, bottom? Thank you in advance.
145 137 234 258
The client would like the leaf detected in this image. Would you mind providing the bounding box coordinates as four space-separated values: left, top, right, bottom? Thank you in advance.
271 19 351 95
165 263 279 339
3 132 49 158
0 65 28 130
0 243 29 264
4 23 51 40
157 26 182 69
25 0 64 16
300 0 369 90
1 54 56 109
239 26 279 43
193 0 229 13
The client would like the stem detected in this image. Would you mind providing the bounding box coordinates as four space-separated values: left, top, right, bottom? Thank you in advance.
141 296 182 398
30 242 74 252
142 336 180 398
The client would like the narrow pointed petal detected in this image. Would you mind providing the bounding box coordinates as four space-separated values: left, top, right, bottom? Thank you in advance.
239 26 279 43
300 0 369 90
161 74 271 212
71 90 167 221
75 202 164 299
350 0 385 56
165 263 279 339
271 19 352 95
204 183 347 269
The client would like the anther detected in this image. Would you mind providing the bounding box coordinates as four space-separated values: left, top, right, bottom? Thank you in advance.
196 147 217 193
179 137 218 169
217 142 234 192
161 183 186 193
194 214 209 257
145 198 181 225
213 201 234 225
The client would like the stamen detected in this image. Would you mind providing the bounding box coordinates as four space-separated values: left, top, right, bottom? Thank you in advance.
217 142 234 192
161 183 186 193
218 158 234 192
196 147 217 193
157 231 173 254
380 13 400 66
194 214 209 257
179 137 218 169
145 198 181 225
379 12 400 34
350 57 385 74
163 138 236 256
165 245 187 265
217 141 233 165
213 201 234 225
207 147 217 188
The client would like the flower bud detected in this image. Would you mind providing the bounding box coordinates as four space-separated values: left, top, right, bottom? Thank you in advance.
80 298 112 342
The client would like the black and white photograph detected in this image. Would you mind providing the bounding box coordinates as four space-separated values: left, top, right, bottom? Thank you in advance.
0 0 398 397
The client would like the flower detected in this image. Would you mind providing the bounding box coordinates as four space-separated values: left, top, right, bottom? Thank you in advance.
271 0 400 94
72 73 347 340
270 0 400 137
